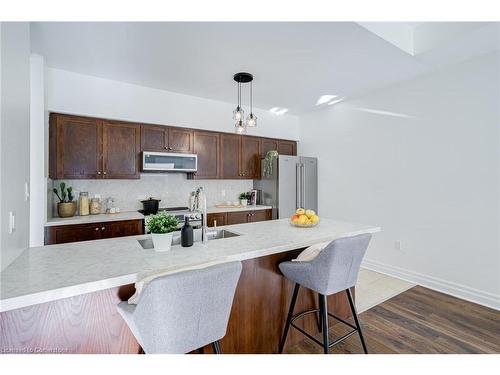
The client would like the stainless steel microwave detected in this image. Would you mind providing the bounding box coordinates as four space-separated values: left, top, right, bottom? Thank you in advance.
142 151 197 172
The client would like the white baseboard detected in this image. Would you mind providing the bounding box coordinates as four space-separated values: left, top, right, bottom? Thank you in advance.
361 259 500 311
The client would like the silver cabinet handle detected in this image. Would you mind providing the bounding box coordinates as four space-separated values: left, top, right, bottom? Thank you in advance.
101 227 105 230
103 171 107 175
97 171 101 175
214 220 217 227
95 227 99 231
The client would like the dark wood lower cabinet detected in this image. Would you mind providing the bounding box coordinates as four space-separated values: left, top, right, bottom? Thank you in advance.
0 249 352 354
45 219 144 245
210 209 272 227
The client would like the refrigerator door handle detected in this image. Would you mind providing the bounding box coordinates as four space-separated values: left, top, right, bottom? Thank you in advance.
296 163 301 209
301 163 306 208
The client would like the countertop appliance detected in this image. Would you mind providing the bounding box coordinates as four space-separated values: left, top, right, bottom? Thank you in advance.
142 151 197 172
139 206 202 232
254 155 317 219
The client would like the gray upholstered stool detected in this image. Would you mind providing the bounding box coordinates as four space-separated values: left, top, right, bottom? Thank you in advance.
117 261 242 354
278 233 372 354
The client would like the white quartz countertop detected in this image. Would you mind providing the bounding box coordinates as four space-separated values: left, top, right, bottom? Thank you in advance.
45 211 145 226
206 205 272 214
0 218 380 312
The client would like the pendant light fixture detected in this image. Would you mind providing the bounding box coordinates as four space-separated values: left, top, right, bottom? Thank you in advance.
233 72 256 133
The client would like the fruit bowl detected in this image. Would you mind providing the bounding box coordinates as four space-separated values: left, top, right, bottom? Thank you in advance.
289 208 320 228
289 218 319 228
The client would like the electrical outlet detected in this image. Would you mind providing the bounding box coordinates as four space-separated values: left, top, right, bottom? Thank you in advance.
394 240 403 251
8 211 15 234
24 182 30 201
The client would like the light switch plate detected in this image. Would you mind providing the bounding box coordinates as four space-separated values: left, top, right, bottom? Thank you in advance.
8 211 15 234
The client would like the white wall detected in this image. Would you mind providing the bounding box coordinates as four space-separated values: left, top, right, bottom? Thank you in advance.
29 54 45 246
299 52 500 309
46 68 299 140
0 23 31 271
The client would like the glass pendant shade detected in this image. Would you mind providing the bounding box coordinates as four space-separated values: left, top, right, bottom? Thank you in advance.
246 113 257 127
233 106 245 121
235 120 247 134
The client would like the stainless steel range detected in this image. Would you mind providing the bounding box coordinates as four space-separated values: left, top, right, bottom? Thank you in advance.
139 206 202 233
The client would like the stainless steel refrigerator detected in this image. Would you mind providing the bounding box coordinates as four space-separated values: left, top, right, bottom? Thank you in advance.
254 155 318 219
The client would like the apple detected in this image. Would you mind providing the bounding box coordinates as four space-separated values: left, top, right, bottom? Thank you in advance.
296 208 305 215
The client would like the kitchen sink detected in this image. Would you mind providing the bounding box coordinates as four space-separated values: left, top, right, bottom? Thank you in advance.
137 229 240 250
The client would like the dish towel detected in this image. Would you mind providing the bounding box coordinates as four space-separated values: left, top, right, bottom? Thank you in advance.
292 241 331 262
128 260 225 304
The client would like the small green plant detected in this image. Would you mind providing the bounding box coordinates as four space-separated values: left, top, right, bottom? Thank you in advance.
146 212 178 234
53 182 74 203
263 150 278 177
239 192 249 200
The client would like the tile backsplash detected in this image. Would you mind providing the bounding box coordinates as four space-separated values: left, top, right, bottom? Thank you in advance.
51 174 253 217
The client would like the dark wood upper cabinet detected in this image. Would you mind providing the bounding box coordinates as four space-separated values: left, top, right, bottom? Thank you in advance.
193 130 219 179
140 124 193 153
141 124 168 152
50 112 297 181
220 134 241 179
261 138 279 158
168 127 194 153
278 140 297 156
50 114 102 179
241 137 261 179
102 121 141 179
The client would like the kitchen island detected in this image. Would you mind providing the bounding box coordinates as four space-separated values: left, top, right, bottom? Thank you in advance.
0 218 380 354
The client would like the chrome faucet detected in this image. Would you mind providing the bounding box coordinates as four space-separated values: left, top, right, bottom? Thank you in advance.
195 187 208 244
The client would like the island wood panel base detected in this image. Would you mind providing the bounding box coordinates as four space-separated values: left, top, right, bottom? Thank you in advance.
0 250 352 354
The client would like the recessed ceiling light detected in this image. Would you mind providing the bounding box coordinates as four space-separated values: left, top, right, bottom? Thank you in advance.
316 95 338 106
269 107 288 115
327 98 345 106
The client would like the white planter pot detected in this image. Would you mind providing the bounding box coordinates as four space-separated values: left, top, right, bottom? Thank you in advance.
240 199 248 207
151 232 174 252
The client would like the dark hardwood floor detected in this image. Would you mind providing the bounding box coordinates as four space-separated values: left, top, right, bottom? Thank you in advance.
285 286 500 354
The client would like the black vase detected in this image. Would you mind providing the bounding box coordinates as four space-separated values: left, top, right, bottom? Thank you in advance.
181 217 193 247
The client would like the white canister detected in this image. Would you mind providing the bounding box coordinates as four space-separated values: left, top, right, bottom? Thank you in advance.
152 232 174 252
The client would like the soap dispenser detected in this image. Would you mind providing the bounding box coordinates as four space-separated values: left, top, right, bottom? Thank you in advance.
181 217 194 247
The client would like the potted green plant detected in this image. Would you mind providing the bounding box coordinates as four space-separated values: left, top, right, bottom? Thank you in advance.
146 212 178 251
239 192 249 207
53 182 76 218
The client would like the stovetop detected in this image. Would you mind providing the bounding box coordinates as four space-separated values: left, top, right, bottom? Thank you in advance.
138 206 191 215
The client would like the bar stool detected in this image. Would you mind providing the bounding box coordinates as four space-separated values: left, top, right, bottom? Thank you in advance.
278 233 372 354
117 261 242 354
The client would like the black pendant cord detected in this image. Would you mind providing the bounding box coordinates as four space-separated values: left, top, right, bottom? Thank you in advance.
250 81 253 115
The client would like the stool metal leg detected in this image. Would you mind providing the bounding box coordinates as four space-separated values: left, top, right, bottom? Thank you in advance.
279 283 300 353
317 294 323 333
346 288 368 354
212 340 222 354
319 294 329 354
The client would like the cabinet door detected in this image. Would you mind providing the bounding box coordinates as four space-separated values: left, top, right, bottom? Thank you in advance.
250 209 272 223
50 114 102 179
102 121 141 179
207 213 227 227
168 127 194 153
261 138 279 158
193 131 219 179
220 134 241 179
278 140 297 156
227 211 250 225
45 223 101 245
241 137 261 179
107 220 144 238
141 125 168 152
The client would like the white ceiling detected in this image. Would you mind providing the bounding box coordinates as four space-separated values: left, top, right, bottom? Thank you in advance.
31 22 499 114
